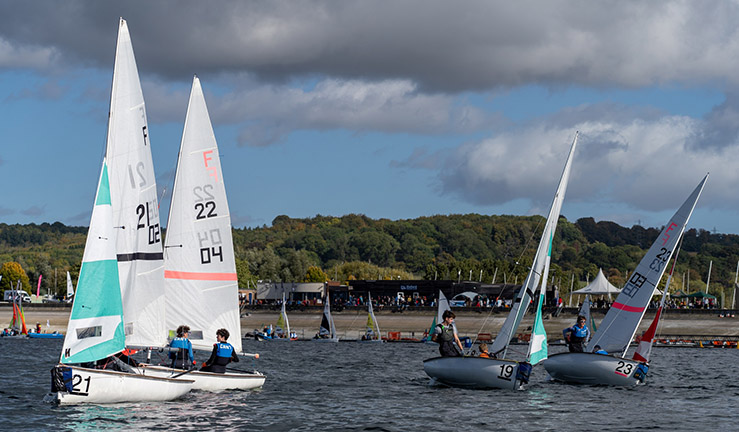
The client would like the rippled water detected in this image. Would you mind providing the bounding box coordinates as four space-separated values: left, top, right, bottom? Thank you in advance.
1 337 737 431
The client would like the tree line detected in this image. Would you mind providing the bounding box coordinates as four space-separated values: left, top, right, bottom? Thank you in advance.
1 216 737 303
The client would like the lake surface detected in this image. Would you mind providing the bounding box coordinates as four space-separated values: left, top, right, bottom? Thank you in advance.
1 337 737 431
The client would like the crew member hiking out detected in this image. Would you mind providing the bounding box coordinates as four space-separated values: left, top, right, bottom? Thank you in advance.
431 310 464 357
201 328 239 373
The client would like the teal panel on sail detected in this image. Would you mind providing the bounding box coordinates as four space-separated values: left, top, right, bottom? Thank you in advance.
95 163 112 206
70 259 123 320
528 294 548 365
62 320 125 364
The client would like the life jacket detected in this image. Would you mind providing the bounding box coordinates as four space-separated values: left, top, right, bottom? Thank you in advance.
214 342 234 366
568 325 588 343
479 352 491 358
169 337 190 360
436 324 454 344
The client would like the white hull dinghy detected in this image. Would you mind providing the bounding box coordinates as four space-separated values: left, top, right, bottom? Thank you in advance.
543 174 708 386
423 133 579 390
157 76 265 388
48 19 196 405
138 365 265 391
48 365 193 405
423 357 531 390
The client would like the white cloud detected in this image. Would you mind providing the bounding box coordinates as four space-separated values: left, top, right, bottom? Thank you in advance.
145 78 495 146
0 37 57 70
435 111 738 214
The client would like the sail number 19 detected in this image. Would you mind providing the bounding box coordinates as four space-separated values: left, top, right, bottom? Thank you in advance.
498 364 514 381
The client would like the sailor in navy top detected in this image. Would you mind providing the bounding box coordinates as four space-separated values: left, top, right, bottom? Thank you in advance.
201 328 239 373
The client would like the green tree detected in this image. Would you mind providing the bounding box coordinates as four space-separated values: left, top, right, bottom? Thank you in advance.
0 261 31 294
304 265 328 282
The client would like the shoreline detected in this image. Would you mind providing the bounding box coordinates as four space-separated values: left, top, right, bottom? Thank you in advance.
3 306 738 341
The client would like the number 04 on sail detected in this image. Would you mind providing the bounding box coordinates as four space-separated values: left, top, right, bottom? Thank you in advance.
137 75 266 391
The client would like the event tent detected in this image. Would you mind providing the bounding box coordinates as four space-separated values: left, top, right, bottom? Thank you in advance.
572 269 621 296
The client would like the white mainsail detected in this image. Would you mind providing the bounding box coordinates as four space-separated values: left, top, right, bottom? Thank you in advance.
106 18 167 348
491 132 579 357
318 289 337 339
276 293 290 337
588 174 708 355
366 292 381 339
66 271 74 298
579 295 592 343
163 76 242 352
61 160 126 364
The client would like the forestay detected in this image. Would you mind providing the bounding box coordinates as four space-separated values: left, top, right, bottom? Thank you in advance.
106 19 167 348
61 161 126 364
163 76 241 352
491 132 579 357
588 174 708 355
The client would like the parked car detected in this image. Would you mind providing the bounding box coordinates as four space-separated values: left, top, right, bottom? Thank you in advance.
3 290 31 303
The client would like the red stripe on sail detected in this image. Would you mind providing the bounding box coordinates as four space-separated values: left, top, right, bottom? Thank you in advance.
611 302 645 313
164 271 238 281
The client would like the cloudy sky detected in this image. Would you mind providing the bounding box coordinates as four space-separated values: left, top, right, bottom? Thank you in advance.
0 1 737 234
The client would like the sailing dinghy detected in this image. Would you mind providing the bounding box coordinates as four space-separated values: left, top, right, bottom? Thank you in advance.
313 289 339 342
47 19 194 405
423 132 579 390
137 76 265 391
65 271 75 301
543 174 708 386
360 292 383 342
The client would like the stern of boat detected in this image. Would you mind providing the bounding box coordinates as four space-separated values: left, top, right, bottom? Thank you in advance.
543 352 647 386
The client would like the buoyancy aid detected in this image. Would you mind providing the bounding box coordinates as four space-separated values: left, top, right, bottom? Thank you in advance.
436 324 454 343
214 342 234 366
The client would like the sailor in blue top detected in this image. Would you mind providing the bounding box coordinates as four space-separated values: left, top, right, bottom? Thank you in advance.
169 325 195 369
563 315 590 353
201 328 239 373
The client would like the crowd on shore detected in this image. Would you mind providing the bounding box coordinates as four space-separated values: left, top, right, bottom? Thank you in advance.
240 291 730 312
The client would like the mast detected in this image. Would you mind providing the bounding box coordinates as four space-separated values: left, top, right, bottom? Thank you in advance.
490 132 579 357
733 261 738 309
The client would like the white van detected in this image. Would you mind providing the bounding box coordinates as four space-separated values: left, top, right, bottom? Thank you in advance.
4 290 31 303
